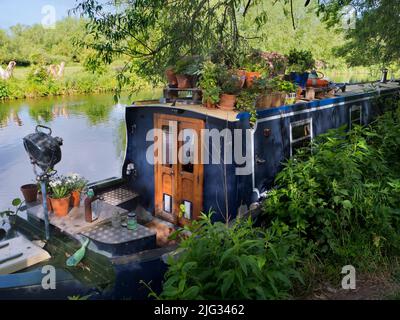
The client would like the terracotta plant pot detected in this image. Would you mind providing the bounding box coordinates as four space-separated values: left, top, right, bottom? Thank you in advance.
204 99 217 109
165 68 178 87
176 74 192 89
271 92 286 108
218 94 236 111
236 70 246 88
20 184 38 203
70 190 81 208
38 192 53 213
245 71 261 88
256 94 273 109
50 195 71 217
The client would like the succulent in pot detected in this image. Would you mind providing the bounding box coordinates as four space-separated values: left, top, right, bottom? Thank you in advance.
49 176 71 217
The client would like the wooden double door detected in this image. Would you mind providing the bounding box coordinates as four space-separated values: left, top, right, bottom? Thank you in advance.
154 114 204 226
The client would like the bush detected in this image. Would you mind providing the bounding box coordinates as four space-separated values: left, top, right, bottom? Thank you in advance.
158 213 302 300
0 80 10 99
263 102 400 266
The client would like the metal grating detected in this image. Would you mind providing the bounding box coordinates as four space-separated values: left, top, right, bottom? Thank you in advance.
98 185 138 206
82 223 155 245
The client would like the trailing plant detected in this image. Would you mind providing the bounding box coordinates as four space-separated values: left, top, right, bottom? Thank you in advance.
236 90 258 125
286 49 315 73
158 213 303 300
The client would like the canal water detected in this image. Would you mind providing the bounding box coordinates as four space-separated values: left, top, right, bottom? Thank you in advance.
0 91 159 212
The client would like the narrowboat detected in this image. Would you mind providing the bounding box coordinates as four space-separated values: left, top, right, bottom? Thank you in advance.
0 79 399 299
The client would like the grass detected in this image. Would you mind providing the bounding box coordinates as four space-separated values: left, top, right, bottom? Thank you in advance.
0 65 152 100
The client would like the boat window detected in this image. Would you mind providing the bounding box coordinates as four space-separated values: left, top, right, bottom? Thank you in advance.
349 105 362 129
162 125 173 168
183 200 192 220
290 119 313 157
181 128 195 173
163 193 172 213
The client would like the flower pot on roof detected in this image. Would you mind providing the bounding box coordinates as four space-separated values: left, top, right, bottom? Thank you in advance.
286 49 315 89
197 60 221 109
165 67 178 87
174 56 203 89
241 49 270 88
217 70 241 111
20 184 38 203
49 176 71 217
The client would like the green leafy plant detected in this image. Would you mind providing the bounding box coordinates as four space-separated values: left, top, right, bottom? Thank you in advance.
286 49 315 73
241 49 271 75
158 212 302 300
174 56 203 76
263 103 400 267
0 198 24 219
197 60 221 104
236 90 258 125
218 70 241 95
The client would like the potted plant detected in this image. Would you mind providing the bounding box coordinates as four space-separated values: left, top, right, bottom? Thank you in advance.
197 60 221 109
0 198 24 227
66 173 88 208
260 51 288 77
20 183 38 203
174 56 203 89
269 77 297 108
241 50 270 88
165 66 178 87
286 49 315 88
49 176 71 217
218 70 241 111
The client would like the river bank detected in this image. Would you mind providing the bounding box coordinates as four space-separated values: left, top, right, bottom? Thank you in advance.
0 66 153 101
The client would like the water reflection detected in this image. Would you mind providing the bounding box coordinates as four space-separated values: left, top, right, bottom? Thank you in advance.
0 90 159 211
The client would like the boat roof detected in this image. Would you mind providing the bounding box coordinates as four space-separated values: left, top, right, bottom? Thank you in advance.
129 81 400 122
130 100 240 122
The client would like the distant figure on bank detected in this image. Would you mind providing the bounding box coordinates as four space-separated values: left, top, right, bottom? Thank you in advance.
48 61 66 79
0 61 17 80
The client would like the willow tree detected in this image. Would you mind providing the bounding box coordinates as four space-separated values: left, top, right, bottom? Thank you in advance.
75 0 306 92
317 0 400 67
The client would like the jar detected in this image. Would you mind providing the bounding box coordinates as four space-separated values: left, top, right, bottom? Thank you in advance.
111 211 121 228
127 212 137 230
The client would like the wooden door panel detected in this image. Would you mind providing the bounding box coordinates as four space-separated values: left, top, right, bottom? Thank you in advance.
154 114 204 226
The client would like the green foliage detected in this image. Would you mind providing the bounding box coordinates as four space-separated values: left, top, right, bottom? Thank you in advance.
197 60 221 104
159 213 302 300
286 49 315 72
0 81 10 99
318 0 400 67
263 103 400 267
0 198 24 218
269 77 297 93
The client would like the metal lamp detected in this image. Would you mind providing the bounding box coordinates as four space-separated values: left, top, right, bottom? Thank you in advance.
23 125 63 240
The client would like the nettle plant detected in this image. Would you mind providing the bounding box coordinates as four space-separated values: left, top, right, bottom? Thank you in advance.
158 212 302 300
